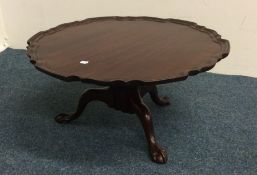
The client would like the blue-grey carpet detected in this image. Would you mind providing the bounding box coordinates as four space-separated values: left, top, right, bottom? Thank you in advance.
0 48 257 175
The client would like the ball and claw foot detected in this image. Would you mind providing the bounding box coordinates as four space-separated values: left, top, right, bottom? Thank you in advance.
148 86 171 106
55 113 78 124
155 96 170 106
151 146 168 164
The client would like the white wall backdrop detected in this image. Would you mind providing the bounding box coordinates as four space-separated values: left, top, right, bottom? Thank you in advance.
0 0 257 77
0 4 7 51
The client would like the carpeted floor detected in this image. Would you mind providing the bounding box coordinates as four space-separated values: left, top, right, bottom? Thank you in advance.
0 48 257 175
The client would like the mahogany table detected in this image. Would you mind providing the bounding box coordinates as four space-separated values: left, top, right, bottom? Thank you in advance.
27 16 230 164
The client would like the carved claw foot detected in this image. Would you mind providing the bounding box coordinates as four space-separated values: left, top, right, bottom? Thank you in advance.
54 88 111 124
55 113 78 124
150 146 168 164
149 86 170 106
131 87 168 164
151 95 170 106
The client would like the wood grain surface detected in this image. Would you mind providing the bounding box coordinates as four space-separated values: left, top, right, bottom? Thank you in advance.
27 16 230 86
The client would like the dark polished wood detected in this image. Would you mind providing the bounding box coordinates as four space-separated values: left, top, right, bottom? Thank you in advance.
27 16 230 86
142 85 170 106
55 85 169 164
26 16 230 164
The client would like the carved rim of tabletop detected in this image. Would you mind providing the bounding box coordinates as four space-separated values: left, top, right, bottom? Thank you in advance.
27 16 230 86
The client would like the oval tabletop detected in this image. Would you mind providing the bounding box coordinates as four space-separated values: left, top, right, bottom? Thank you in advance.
27 16 230 86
